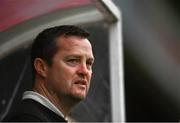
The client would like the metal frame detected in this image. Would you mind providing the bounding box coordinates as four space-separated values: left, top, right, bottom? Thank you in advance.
0 0 125 122
94 0 125 122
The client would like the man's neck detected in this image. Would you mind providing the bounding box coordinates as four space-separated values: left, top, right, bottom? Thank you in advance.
32 79 70 117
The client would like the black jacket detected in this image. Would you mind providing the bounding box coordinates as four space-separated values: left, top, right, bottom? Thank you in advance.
2 99 67 122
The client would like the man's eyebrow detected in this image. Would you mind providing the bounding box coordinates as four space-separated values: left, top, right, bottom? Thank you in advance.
65 54 94 60
67 54 94 58
65 55 81 58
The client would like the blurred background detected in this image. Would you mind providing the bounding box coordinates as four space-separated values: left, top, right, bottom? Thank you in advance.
0 0 180 122
113 0 180 121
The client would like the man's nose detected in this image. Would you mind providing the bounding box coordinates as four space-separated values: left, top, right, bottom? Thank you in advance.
77 63 89 76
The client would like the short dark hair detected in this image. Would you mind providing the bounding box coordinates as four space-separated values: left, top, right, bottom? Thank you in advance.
31 25 90 78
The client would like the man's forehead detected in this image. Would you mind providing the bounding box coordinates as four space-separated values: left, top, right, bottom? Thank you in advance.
57 36 92 50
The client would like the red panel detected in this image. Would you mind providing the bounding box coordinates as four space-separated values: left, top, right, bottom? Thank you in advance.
0 0 92 31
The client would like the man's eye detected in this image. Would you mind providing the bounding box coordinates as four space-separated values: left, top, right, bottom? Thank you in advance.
67 59 79 66
87 61 92 66
86 61 93 69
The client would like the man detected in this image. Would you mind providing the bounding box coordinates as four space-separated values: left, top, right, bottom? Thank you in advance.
3 25 94 122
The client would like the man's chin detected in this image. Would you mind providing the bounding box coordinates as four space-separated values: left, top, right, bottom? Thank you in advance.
71 92 87 102
73 94 86 100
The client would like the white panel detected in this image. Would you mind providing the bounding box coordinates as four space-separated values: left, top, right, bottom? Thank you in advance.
0 6 103 60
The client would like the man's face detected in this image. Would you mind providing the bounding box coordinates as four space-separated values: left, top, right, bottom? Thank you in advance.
45 36 94 101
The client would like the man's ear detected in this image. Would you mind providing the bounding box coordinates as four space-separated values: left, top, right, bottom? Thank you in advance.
34 58 48 78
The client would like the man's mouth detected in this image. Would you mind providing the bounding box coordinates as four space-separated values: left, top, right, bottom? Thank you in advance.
74 80 87 88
